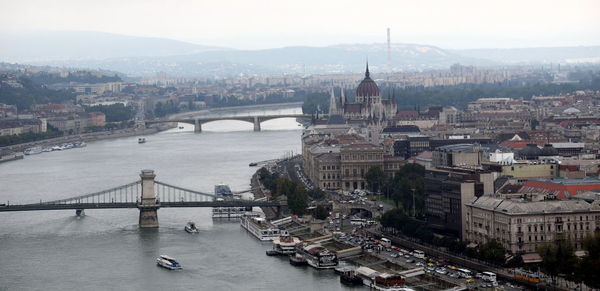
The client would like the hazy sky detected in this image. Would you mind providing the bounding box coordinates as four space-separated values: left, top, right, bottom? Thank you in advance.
1 0 599 50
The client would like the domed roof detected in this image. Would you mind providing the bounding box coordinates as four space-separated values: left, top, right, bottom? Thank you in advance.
518 144 542 159
356 64 380 97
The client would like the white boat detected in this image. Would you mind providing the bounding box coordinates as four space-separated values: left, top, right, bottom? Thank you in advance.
74 142 87 148
138 138 146 144
184 221 198 233
24 146 42 155
156 255 182 270
240 212 287 241
51 145 62 151
296 243 338 269
267 234 301 256
42 147 52 152
355 266 413 291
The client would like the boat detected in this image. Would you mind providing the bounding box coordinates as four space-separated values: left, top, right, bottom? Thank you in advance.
249 162 258 167
289 253 308 266
240 212 287 241
355 266 409 291
156 255 182 270
266 234 301 256
212 184 248 218
24 146 43 155
42 147 52 152
0 152 24 164
184 221 198 233
138 138 146 144
51 145 62 151
74 142 87 148
296 243 338 269
340 269 363 286
178 126 184 129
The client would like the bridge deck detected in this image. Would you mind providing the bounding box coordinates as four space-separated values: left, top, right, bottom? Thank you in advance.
0 201 282 212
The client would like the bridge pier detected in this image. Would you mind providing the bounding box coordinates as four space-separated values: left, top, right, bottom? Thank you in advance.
253 116 261 132
138 169 159 228
194 119 202 133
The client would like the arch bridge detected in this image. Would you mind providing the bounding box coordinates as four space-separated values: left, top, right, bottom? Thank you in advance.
0 170 283 228
144 114 315 132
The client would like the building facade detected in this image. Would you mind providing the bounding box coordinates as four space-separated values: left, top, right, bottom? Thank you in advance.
464 196 600 254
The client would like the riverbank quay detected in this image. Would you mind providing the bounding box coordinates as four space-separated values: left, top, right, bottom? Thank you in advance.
0 124 174 155
366 227 571 291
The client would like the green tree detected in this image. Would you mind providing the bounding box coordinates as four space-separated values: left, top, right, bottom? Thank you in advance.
84 103 134 122
538 238 577 284
479 239 507 265
314 205 329 220
365 166 386 193
580 234 600 289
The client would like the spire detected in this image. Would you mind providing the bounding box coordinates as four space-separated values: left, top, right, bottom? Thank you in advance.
365 60 370 78
328 87 338 115
340 86 345 106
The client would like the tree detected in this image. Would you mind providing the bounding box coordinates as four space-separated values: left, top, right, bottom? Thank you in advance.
84 103 134 122
479 239 507 265
580 234 600 289
314 205 329 220
287 184 308 216
538 237 577 285
365 166 386 193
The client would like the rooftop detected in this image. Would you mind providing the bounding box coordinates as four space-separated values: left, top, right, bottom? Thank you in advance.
469 196 600 214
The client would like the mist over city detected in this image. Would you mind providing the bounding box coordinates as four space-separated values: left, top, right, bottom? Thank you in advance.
1 1 600 290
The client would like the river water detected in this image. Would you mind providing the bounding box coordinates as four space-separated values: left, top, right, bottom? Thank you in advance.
0 107 355 291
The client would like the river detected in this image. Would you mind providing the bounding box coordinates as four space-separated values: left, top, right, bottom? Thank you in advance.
0 107 356 291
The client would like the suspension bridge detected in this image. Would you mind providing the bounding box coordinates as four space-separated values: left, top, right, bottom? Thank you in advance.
0 170 283 228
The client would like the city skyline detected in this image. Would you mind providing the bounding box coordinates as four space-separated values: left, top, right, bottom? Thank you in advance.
1 0 599 50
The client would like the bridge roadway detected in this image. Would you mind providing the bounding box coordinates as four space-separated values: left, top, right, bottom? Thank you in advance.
0 200 282 212
143 113 318 132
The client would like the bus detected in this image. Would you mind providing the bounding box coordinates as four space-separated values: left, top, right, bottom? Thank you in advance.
380 237 391 247
457 268 473 279
350 218 366 226
482 272 497 285
515 270 540 283
413 250 425 259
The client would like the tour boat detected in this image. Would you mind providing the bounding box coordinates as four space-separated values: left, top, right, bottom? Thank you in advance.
340 269 363 286
156 255 182 270
240 212 287 241
24 146 43 155
296 243 338 269
178 126 184 129
184 221 198 233
138 138 146 144
266 234 301 256
289 253 308 266
355 266 409 291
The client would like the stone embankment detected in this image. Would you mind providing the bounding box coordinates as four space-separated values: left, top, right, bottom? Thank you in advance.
0 124 174 153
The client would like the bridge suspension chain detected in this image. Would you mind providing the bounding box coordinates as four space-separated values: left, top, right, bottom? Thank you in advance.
154 181 215 203
36 181 141 205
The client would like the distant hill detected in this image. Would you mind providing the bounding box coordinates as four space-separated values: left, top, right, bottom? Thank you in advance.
0 31 227 62
19 41 491 76
454 46 600 64
2 31 599 77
